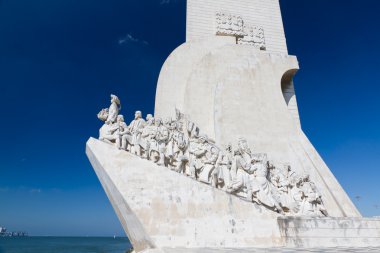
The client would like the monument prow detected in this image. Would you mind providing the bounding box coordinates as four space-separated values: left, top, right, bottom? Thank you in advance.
87 137 380 251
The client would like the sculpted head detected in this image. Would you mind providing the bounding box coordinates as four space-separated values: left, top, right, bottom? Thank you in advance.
296 174 310 187
199 134 208 144
303 174 310 182
177 121 184 132
168 121 177 131
110 94 120 105
117 115 125 123
164 117 172 126
237 138 250 153
155 118 162 126
146 114 154 125
135 111 142 120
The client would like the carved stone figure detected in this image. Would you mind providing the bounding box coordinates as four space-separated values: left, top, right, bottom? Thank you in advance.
145 120 161 162
269 164 296 212
129 111 146 157
99 122 119 144
154 118 169 166
166 120 189 170
247 155 283 213
106 94 121 124
141 114 157 160
298 175 328 216
164 118 176 166
114 115 129 150
213 144 233 189
189 135 219 182
97 94 122 144
227 139 283 213
174 131 189 174
227 138 255 195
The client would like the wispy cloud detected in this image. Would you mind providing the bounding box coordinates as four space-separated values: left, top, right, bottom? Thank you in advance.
118 34 148 46
0 186 43 194
29 188 42 194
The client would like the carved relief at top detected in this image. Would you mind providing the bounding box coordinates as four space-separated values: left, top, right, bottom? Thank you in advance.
215 12 266 51
238 25 266 50
216 12 246 37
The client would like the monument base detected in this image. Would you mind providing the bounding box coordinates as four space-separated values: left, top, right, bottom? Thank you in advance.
278 216 380 248
133 247 380 253
86 138 380 252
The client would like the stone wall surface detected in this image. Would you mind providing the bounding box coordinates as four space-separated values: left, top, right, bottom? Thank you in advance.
155 38 360 218
86 138 285 250
187 0 288 54
86 138 380 252
278 217 380 247
155 37 236 120
140 247 380 253
87 138 156 253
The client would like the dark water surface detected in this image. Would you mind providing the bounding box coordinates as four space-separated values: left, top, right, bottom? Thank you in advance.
0 237 131 253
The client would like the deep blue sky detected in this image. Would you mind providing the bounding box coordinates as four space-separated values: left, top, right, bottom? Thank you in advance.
0 0 379 236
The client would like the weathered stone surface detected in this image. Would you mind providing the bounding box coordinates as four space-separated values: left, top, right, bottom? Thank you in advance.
139 247 380 253
278 217 380 248
86 138 155 253
87 138 380 251
86 138 285 250
186 0 288 54
155 39 360 218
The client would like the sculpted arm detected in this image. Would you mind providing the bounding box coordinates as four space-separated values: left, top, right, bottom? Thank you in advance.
205 148 219 165
119 123 130 135
193 148 207 157
108 124 119 134
141 129 149 138
136 121 146 134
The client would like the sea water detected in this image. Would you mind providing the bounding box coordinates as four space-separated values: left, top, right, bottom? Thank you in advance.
2 237 380 253
0 237 131 253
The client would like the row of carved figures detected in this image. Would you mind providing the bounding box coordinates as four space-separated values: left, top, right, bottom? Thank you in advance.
97 95 328 217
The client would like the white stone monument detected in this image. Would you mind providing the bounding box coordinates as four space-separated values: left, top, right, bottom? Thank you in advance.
86 0 380 252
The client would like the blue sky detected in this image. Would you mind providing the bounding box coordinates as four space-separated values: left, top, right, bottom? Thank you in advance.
0 0 379 236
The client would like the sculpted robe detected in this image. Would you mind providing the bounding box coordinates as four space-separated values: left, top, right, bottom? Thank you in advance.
129 118 146 147
106 102 119 124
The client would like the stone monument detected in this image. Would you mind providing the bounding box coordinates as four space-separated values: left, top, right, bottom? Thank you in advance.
86 0 380 252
